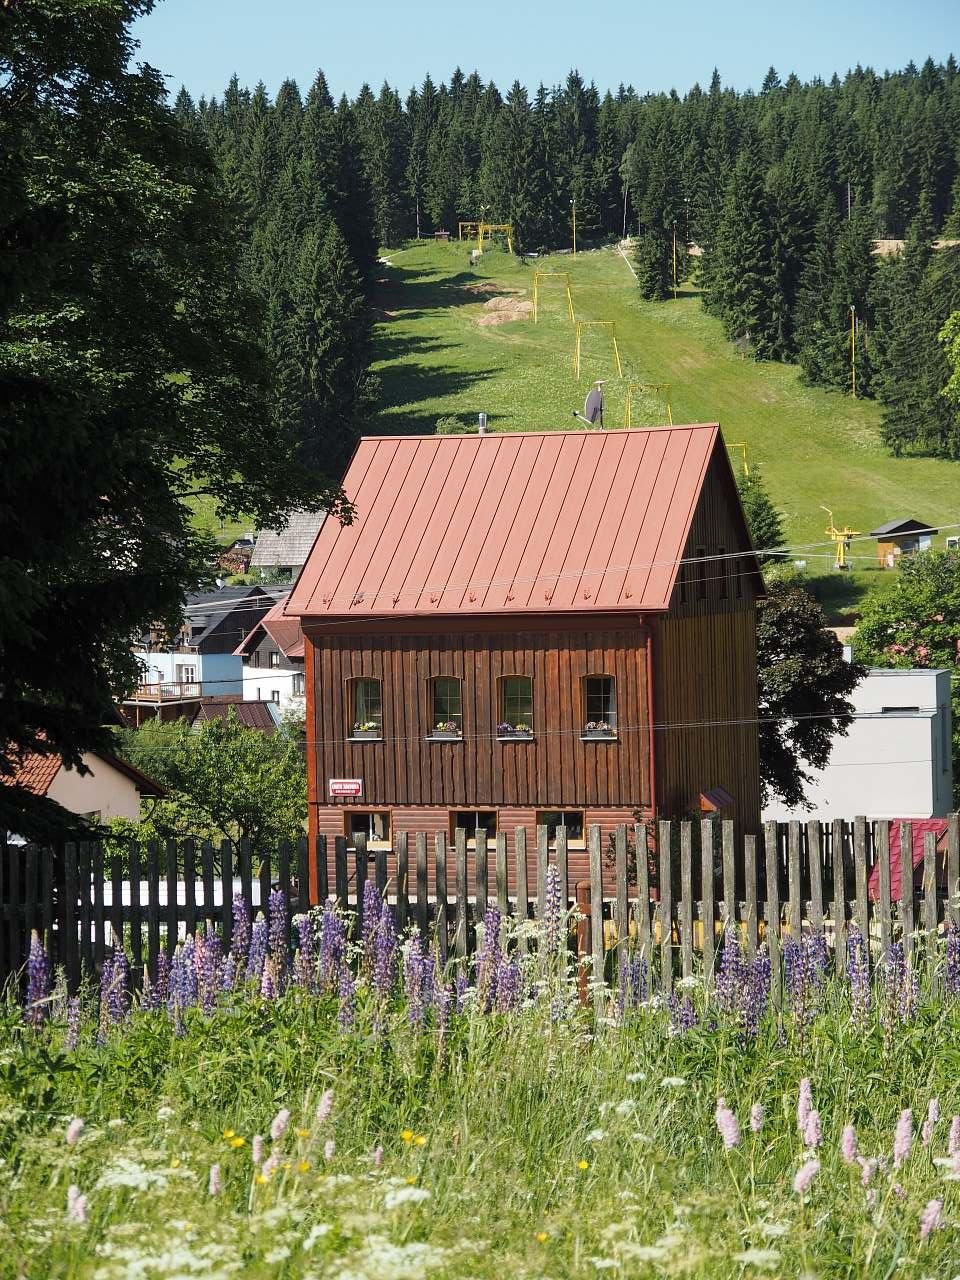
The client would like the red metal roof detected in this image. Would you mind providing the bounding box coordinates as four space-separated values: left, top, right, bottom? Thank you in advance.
286 425 728 620
233 597 304 660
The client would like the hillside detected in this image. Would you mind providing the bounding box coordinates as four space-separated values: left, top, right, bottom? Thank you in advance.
372 239 959 613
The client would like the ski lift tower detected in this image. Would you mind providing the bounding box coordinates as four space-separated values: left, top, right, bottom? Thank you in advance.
821 506 860 571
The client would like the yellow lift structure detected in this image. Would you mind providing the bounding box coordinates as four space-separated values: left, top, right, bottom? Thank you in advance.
728 441 750 476
623 382 673 427
477 221 514 253
532 270 574 323
458 221 481 240
574 320 623 380
821 506 860 571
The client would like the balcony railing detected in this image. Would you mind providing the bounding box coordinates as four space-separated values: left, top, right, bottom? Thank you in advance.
126 681 202 702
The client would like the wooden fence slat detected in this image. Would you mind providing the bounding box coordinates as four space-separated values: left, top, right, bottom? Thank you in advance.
146 842 160 976
201 840 217 932
64 844 79 992
588 824 604 993
258 848 272 933
744 834 758 959
313 833 327 905
615 824 629 950
76 844 92 977
435 833 448 963
354 833 368 934
40 849 54 958
949 814 960 928
165 840 179 956
183 839 196 939
92 843 105 969
375 844 388 899
23 847 38 952
900 820 914 966
831 819 847 975
239 838 253 915
536 825 549 917
806 820 824 940
334 835 349 911
514 828 529 955
679 821 693 980
222 841 234 951
854 817 869 956
295 837 309 915
722 820 736 929
454 828 468 958
658 820 672 996
129 845 142 974
415 832 429 936
763 821 781 1006
700 819 715 985
8 846 21 984
0 840 6 980
277 840 291 951
877 820 892 957
476 828 488 917
110 854 123 951
634 822 651 974
923 829 938 989
787 821 802 941
556 825 569 911
495 832 508 916
396 832 409 929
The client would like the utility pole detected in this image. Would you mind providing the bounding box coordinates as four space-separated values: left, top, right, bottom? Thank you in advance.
672 222 677 299
846 180 851 220
849 304 857 398
622 184 628 240
571 197 577 257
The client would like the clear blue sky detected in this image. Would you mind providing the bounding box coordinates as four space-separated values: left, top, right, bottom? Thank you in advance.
133 0 957 103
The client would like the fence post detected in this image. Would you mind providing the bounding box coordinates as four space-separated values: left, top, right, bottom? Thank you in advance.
634 821 651 976
183 839 197 939
129 844 143 976
658 819 672 996
495 832 508 916
476 828 488 917
223 841 235 950
787 821 802 941
744 833 758 959
435 833 448 964
64 843 79 993
165 840 179 957
854 817 869 962
948 815 960 928
900 820 915 966
679 821 693 981
454 828 467 958
923 829 938 992
722 821 736 931
146 842 160 977
575 880 591 1005
700 819 715 986
415 832 429 936
536 825 548 918
395 832 409 930
588 824 604 994
556 824 569 911
353 833 367 932
515 828 529 955
334 835 349 912
806 820 824 944
763 820 781 1006
614 824 629 954
831 819 847 975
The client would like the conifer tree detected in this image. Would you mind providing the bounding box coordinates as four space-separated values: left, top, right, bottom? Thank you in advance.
736 468 785 562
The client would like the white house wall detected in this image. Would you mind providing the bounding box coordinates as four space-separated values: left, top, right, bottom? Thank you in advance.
241 665 304 719
47 753 145 822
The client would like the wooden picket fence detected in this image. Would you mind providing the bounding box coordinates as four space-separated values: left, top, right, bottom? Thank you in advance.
1 816 958 995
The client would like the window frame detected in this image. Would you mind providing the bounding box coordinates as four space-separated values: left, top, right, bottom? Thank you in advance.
498 674 534 735
582 674 617 735
535 809 586 850
291 671 305 697
347 676 383 738
428 675 463 737
449 809 497 849
344 809 392 851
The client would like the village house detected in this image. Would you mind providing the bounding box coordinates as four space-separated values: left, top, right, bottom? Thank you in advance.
234 597 306 716
285 425 764 882
2 747 165 834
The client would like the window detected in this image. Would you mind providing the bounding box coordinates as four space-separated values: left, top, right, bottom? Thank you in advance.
583 675 617 729
349 677 382 733
292 672 305 696
536 810 585 849
430 676 462 732
268 650 281 668
347 811 391 849
175 663 197 683
500 675 533 730
450 810 497 847
271 689 281 705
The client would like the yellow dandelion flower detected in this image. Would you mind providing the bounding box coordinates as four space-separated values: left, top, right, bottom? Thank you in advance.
536 1232 549 1244
230 1136 246 1149
256 1173 269 1185
298 1160 311 1174
223 1128 235 1139
413 1135 427 1147
405 1175 417 1185
401 1129 414 1143
170 1158 181 1169
296 1128 311 1139
577 1159 589 1170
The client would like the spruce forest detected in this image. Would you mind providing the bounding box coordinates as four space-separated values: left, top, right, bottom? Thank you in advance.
180 59 960 464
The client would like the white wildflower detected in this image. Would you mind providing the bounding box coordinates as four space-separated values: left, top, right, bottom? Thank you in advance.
384 1185 431 1209
264 1246 291 1264
303 1223 332 1251
586 1129 606 1142
625 1071 646 1083
732 1248 781 1269
660 1076 686 1088
156 1106 175 1121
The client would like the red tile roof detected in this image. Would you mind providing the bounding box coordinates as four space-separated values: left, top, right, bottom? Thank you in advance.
3 750 63 797
191 700 278 732
286 425 737 620
233 597 304 660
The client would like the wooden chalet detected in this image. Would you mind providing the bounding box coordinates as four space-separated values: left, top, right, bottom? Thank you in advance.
284 425 764 885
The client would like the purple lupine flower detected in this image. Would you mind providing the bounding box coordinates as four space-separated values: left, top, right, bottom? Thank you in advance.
260 957 277 1000
153 950 170 1006
846 924 871 1024
542 864 564 959
372 901 397 1000
230 894 251 966
496 958 523 1012
246 917 268 983
179 938 199 1005
793 1159 820 1196
750 1103 765 1134
200 931 222 1016
841 1124 858 1163
885 943 908 1022
293 913 317 991
103 951 129 1025
919 1198 944 1241
922 1098 940 1147
945 920 960 997
455 972 469 1014
616 951 630 1021
220 952 236 993
716 932 746 1015
25 931 52 1027
797 1079 813 1138
338 965 356 1032
65 996 82 1050
167 945 196 1019
477 908 503 1013
667 994 697 1034
803 1110 823 1150
714 1099 741 1149
630 954 648 1005
315 1089 334 1125
742 947 771 1037
270 1108 290 1142
361 880 380 972
319 903 347 994
893 1108 913 1168
268 888 287 976
949 1115 960 1156
404 934 430 1028
785 937 825 1034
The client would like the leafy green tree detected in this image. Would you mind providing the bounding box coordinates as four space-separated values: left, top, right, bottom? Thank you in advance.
736 468 786 562
855 550 960 803
758 583 864 808
0 0 343 839
113 712 307 846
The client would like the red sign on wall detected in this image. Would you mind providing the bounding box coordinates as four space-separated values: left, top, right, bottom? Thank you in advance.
329 778 363 798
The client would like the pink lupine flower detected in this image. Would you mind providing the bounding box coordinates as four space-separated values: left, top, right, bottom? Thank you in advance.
922 1098 940 1146
270 1108 290 1143
67 1185 87 1223
920 1199 944 1241
893 1182 906 1199
252 1135 265 1165
949 1115 960 1156
750 1103 765 1134
714 1099 740 1150
803 1110 822 1150
315 1089 334 1125
324 1138 336 1161
793 1159 820 1196
261 1153 280 1178
373 1144 384 1169
858 1157 878 1186
208 1163 221 1196
841 1125 858 1164
893 1109 913 1169
65 1117 84 1147
797 1078 813 1136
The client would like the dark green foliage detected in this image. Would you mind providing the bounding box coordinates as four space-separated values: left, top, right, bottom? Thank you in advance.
633 230 672 300
736 469 786 562
757 583 865 808
796 205 876 393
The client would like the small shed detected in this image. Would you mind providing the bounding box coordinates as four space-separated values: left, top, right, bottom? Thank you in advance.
869 518 937 568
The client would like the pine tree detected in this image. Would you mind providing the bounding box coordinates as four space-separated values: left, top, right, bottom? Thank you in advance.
736 468 785 561
796 203 875 391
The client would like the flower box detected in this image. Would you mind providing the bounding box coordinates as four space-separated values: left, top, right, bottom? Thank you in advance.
497 723 534 741
429 722 462 741
349 729 382 741
428 732 462 741
581 723 617 740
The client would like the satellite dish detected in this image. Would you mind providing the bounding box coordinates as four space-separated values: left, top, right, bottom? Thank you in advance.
572 381 605 428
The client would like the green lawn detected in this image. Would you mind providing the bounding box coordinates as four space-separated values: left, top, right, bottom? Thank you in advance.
373 240 959 616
